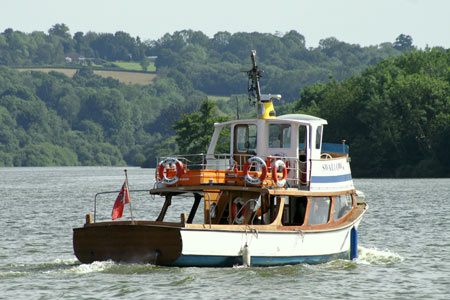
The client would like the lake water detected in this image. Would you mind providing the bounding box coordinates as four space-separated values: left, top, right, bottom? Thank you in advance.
1 167 449 299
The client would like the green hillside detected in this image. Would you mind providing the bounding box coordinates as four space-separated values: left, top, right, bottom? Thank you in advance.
1 25 449 177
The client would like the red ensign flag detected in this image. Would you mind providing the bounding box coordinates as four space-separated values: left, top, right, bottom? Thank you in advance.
111 182 130 220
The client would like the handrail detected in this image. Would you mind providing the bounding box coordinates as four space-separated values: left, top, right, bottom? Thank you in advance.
93 189 151 222
157 153 311 189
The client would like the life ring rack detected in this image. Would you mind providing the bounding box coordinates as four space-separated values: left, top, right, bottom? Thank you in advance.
157 157 185 185
243 156 267 185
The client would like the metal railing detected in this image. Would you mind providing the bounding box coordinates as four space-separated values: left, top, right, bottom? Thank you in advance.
156 153 310 188
93 189 151 222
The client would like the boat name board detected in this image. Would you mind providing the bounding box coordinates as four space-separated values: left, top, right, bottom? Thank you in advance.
321 161 346 172
310 157 354 192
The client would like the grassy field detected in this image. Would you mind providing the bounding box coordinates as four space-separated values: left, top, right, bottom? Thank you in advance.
17 68 156 85
93 70 156 85
113 61 156 72
207 95 230 102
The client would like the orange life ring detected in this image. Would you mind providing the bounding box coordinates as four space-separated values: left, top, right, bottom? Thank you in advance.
157 157 185 184
232 197 246 224
243 156 267 185
272 159 288 187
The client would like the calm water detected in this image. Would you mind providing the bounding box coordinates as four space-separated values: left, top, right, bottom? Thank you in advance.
1 167 449 299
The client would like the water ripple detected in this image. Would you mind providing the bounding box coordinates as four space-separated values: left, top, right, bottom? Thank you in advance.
1 169 449 300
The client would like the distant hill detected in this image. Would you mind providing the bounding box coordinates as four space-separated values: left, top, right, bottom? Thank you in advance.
2 24 449 177
16 67 156 85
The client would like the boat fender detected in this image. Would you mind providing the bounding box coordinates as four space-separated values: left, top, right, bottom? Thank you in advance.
242 243 251 267
272 159 288 187
157 157 185 185
243 156 267 185
232 197 246 224
350 227 358 260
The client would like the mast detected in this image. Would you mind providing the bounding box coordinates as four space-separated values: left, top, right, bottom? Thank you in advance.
244 50 281 119
247 50 262 104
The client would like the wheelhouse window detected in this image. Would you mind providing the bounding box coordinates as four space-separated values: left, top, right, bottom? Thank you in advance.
269 124 291 148
315 126 322 149
234 124 257 153
299 125 307 151
333 194 353 221
214 125 231 154
308 197 331 225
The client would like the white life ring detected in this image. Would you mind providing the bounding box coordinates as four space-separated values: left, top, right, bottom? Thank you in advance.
157 157 185 185
243 156 267 185
232 197 246 224
272 159 287 187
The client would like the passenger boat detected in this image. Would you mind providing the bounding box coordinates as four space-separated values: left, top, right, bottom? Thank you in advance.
73 51 368 267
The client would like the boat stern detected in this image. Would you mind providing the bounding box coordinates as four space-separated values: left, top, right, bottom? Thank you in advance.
73 222 182 265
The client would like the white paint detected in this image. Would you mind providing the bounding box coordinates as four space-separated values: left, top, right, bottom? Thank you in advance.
180 216 363 258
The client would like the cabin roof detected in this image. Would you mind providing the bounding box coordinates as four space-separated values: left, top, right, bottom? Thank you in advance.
214 113 327 128
277 114 328 125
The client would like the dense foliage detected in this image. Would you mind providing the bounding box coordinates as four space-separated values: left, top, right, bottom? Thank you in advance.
151 30 405 101
1 25 405 100
294 48 450 177
0 24 148 66
0 66 205 166
174 99 228 154
1 24 449 177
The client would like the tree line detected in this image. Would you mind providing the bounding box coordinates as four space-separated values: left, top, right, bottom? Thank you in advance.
292 48 450 177
151 30 411 101
0 65 206 166
0 24 149 66
1 24 411 100
2 25 449 177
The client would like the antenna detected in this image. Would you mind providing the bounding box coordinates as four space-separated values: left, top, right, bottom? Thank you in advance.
241 50 280 119
242 50 264 114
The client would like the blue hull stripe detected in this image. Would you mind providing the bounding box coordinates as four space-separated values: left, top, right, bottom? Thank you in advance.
311 173 352 184
168 252 348 267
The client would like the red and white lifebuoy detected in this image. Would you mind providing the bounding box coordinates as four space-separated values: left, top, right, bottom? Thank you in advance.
232 197 246 224
243 156 267 185
157 157 185 185
272 159 288 187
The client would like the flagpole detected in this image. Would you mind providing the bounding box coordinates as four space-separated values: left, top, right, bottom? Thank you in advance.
124 169 135 224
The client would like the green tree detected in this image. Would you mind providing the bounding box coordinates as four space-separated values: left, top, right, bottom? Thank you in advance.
174 99 228 154
140 56 150 71
393 34 414 52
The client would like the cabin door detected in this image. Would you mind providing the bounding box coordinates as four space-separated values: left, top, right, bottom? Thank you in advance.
233 124 257 168
298 125 309 186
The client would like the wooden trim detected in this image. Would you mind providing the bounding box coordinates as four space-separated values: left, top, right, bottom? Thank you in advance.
151 186 355 198
156 195 172 222
84 220 185 228
268 189 356 197
271 196 286 226
151 185 270 194
181 203 366 232
187 193 201 223
180 213 187 225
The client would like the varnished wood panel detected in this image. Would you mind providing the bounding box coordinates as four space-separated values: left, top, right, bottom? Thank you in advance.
73 224 182 265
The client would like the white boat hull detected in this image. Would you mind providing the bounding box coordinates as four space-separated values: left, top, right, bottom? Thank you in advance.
171 218 363 267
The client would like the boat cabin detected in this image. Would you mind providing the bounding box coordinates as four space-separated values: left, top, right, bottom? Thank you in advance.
156 111 353 192
205 113 338 188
